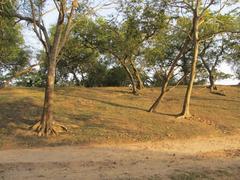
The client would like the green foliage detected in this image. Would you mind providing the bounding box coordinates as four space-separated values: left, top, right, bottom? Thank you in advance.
104 66 129 86
84 61 108 87
0 2 30 82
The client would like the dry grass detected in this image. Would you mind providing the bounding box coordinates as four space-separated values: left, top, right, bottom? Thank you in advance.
0 86 239 149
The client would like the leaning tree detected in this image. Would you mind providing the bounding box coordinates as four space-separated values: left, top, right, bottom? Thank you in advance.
148 0 240 116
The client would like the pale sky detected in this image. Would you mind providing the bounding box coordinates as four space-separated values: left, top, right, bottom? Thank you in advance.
21 1 239 85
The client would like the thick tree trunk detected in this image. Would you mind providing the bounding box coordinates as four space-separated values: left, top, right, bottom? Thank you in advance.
208 72 217 92
31 15 67 136
39 55 56 134
31 54 67 136
129 60 144 90
209 72 214 92
179 13 199 118
121 62 138 95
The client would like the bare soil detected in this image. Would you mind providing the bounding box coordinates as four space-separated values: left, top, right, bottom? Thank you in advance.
1 134 240 180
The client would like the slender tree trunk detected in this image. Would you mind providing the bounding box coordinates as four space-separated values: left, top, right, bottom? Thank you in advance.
148 74 187 112
129 60 144 90
179 12 199 118
148 79 168 112
182 55 189 85
72 71 81 86
208 71 216 92
200 57 217 92
148 31 192 112
121 62 138 94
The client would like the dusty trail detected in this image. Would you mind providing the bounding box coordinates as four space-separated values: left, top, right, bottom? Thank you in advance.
0 134 240 180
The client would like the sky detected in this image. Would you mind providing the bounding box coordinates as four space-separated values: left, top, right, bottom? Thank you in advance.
21 1 239 85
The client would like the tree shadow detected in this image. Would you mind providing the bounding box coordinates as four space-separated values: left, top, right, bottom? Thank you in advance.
0 97 42 134
155 112 181 117
192 96 240 103
82 96 146 111
66 113 99 122
88 88 133 95
55 90 147 112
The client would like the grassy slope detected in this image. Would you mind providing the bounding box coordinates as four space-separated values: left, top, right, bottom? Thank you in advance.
0 86 239 149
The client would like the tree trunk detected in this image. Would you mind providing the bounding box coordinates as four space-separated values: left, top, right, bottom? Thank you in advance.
39 55 56 134
31 53 67 135
72 71 81 86
129 60 144 90
31 15 67 136
179 12 199 118
182 54 189 85
200 57 217 92
121 62 138 95
148 30 192 113
148 80 167 112
208 71 217 92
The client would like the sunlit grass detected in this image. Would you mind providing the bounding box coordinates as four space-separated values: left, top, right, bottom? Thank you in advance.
0 86 239 149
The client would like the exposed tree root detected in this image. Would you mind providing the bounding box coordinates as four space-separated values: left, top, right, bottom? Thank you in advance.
30 121 68 136
177 113 192 119
210 90 226 96
133 91 140 96
148 108 157 113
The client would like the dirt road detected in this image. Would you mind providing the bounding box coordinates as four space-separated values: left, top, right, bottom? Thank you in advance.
1 135 240 180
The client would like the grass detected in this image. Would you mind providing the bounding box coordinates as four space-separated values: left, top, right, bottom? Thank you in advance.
0 85 239 149
170 168 234 180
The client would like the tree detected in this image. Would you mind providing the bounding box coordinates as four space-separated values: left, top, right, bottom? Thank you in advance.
0 3 30 86
57 36 99 86
148 18 193 112
104 66 129 87
73 0 166 94
224 32 240 81
148 0 239 115
178 0 239 118
1 0 81 135
199 38 224 91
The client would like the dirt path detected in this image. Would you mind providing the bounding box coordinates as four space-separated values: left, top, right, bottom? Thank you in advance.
1 134 240 180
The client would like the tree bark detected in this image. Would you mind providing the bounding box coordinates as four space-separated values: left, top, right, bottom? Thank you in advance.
121 62 138 95
148 80 167 112
182 54 189 85
179 9 199 118
129 60 144 90
148 30 192 112
200 55 217 92
72 71 81 86
32 13 66 136
39 55 56 134
208 71 217 92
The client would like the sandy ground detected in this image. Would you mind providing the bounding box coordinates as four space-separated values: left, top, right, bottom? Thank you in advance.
0 135 240 180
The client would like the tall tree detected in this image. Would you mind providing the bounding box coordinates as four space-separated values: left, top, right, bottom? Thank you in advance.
1 0 80 135
74 0 166 94
199 38 224 91
178 0 239 118
148 17 193 112
148 0 239 115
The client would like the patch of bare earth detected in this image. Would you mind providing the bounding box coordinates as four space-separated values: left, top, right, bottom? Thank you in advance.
1 134 240 180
